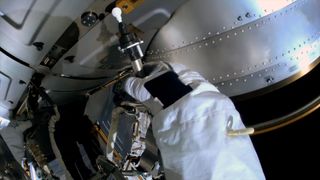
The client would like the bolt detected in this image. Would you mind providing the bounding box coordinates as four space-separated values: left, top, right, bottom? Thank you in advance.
265 76 274 83
98 13 105 20
245 12 251 18
19 80 26 84
32 42 44 51
237 16 243 21
64 56 75 63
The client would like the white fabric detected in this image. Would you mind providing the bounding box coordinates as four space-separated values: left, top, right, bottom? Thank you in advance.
0 120 32 162
124 63 265 180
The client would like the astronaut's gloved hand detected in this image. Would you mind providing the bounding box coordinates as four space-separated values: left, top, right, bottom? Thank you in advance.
124 62 207 113
124 61 265 180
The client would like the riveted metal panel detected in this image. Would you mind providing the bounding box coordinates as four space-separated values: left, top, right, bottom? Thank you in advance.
0 52 34 109
147 0 297 52
146 0 320 97
0 72 10 101
0 0 94 65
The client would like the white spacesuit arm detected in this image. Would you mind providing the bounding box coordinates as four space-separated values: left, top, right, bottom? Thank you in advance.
151 83 265 180
124 63 265 180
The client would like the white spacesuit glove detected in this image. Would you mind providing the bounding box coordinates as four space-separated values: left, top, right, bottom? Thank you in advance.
124 62 265 180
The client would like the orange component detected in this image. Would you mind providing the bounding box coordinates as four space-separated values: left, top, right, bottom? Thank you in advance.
116 0 144 14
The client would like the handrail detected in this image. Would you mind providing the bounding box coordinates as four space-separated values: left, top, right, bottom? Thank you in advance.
250 95 320 135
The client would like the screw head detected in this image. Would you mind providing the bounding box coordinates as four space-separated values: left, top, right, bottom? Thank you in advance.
265 76 274 83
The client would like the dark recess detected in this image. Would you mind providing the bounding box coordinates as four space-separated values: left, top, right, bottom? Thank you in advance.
234 64 319 179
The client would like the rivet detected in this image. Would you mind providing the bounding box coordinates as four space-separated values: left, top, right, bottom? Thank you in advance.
234 32 237 36
266 76 274 83
243 79 247 82
32 42 44 51
229 83 233 86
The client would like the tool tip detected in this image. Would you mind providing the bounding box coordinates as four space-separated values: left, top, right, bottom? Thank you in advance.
112 7 122 23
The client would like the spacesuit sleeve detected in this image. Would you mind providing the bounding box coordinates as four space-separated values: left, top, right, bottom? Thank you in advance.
151 83 265 180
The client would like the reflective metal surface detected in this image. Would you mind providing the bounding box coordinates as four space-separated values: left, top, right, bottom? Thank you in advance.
145 0 320 97
0 0 319 110
1 0 320 178
0 52 34 110
41 0 187 102
0 0 94 65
